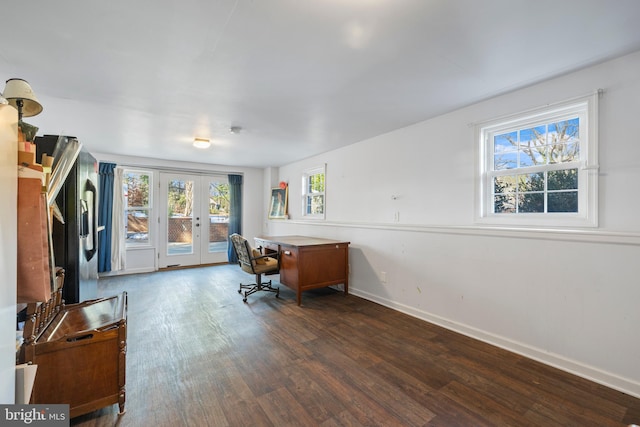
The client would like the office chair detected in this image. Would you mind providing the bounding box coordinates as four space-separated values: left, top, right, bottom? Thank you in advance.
230 233 280 302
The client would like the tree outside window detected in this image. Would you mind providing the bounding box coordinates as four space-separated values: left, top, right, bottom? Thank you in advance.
492 118 579 214
124 171 151 243
302 165 326 218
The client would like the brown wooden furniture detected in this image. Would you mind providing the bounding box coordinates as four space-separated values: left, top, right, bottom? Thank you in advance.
19 289 127 419
254 235 350 305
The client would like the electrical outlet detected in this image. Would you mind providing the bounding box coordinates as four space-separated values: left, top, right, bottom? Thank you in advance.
394 211 400 223
380 271 387 283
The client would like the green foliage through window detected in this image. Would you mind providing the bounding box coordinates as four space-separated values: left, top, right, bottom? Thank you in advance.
124 170 152 243
302 166 326 217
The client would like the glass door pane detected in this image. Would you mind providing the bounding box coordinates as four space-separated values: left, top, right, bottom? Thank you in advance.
167 177 195 255
159 173 201 268
159 173 229 268
201 176 229 264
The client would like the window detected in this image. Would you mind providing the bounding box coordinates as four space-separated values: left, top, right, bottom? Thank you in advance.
124 170 152 244
477 94 598 227
302 165 326 219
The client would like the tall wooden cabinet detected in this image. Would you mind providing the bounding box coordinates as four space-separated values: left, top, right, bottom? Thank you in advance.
0 104 18 404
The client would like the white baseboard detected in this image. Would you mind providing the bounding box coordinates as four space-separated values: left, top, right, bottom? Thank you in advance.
98 266 155 278
350 288 640 399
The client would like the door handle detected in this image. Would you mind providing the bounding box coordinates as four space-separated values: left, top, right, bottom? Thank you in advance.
84 179 97 262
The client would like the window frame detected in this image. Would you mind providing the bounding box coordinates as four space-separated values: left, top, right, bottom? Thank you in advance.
476 93 599 228
301 164 326 219
123 168 153 246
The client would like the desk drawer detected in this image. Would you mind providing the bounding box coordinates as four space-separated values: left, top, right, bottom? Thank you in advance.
279 246 299 286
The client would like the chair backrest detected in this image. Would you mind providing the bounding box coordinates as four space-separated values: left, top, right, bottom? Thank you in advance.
230 233 255 273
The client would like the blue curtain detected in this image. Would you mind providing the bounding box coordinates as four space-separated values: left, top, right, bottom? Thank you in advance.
227 174 243 263
98 162 116 272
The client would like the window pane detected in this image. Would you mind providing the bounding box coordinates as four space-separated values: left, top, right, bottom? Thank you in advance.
125 172 150 208
494 152 517 170
518 193 544 213
167 179 194 255
549 118 579 144
518 172 544 192
549 141 579 164
493 132 517 170
494 194 516 213
548 169 578 190
125 209 149 243
306 195 324 215
549 118 579 163
494 132 517 152
519 146 546 167
308 173 325 193
208 182 229 219
208 180 229 253
548 191 578 212
519 125 547 148
518 125 546 167
494 176 516 194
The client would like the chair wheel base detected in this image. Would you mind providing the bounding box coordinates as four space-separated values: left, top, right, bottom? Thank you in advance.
238 280 279 303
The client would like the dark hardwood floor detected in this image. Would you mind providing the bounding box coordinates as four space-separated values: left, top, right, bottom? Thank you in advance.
71 265 640 426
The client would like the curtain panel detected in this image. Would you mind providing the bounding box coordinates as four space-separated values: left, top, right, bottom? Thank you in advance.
111 168 126 271
97 162 116 272
227 174 243 263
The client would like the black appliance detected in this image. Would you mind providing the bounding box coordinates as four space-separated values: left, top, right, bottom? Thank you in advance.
35 135 99 304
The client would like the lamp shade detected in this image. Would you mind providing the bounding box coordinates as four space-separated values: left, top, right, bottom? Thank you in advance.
3 78 43 117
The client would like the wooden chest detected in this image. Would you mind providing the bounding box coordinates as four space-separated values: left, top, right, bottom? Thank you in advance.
20 292 127 418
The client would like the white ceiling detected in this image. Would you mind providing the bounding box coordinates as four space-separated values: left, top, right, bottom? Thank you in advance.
3 0 640 168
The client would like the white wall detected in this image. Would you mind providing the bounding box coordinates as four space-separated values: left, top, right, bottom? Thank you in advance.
266 50 640 398
0 105 17 403
92 153 265 274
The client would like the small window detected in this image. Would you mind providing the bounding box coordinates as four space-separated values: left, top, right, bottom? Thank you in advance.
302 165 326 219
124 170 152 244
477 94 598 227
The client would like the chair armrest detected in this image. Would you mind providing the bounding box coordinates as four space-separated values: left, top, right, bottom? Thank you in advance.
250 249 279 270
253 245 279 260
251 252 279 262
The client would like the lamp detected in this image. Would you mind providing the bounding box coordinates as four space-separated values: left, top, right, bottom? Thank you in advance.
193 137 211 149
3 78 43 121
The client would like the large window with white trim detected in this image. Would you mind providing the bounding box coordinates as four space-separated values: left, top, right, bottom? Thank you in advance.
477 94 598 227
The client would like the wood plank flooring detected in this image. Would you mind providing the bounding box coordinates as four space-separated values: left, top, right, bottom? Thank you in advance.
71 265 640 426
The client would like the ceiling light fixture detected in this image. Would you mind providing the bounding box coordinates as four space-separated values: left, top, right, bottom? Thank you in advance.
193 137 211 149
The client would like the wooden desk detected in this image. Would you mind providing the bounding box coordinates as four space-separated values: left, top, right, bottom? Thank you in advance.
255 236 350 306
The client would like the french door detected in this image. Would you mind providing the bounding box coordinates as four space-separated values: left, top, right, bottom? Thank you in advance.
158 173 230 268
